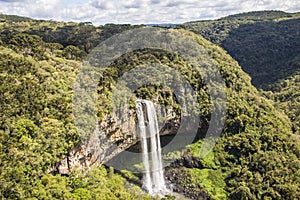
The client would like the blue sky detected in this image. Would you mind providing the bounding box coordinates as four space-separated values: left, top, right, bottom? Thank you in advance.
0 0 299 25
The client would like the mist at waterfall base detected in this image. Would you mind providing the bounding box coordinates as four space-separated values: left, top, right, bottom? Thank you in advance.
136 99 169 195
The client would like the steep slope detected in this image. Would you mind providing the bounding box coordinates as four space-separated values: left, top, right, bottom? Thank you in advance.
0 33 152 199
183 11 300 87
263 71 300 134
183 11 300 135
70 27 298 199
0 14 299 200
157 30 299 200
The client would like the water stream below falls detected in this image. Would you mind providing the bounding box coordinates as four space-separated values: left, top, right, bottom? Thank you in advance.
136 99 168 195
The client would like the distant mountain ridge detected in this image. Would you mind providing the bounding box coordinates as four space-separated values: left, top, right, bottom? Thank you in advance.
221 10 295 20
183 10 300 87
145 23 179 28
0 13 32 22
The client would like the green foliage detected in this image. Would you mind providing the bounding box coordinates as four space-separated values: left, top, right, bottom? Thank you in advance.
0 12 299 200
183 11 300 138
0 18 153 199
0 14 143 53
172 167 227 199
263 72 300 134
0 165 152 199
62 45 87 60
223 11 293 20
65 166 152 200
0 14 32 22
184 11 300 88
229 186 255 200
89 27 298 200
183 14 300 199
0 43 80 198
8 33 45 58
215 131 300 199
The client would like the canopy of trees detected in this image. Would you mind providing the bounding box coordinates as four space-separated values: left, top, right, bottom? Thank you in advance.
0 12 299 200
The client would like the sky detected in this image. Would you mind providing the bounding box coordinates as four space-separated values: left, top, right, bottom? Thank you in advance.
0 0 299 25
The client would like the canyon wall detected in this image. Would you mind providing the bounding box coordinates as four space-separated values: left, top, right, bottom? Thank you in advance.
55 105 179 174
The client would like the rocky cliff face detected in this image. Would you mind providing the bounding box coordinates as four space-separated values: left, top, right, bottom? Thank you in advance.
56 105 179 174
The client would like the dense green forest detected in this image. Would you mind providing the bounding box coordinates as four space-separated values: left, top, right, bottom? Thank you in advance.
183 11 300 135
183 11 300 87
0 12 299 199
0 27 154 199
0 14 142 53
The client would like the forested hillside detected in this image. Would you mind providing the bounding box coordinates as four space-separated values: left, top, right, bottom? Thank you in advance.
0 14 142 53
0 18 153 199
0 13 299 200
98 32 299 199
183 11 300 134
183 11 300 87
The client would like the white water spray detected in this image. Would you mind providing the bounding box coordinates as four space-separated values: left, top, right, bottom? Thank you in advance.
136 99 167 195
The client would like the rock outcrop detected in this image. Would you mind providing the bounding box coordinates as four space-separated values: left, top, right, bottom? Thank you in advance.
55 105 179 174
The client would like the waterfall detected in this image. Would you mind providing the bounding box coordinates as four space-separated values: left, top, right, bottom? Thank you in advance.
136 99 167 195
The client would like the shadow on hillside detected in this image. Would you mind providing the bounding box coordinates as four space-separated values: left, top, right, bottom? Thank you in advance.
221 18 300 88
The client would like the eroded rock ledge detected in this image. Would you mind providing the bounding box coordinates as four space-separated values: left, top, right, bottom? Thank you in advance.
54 106 179 174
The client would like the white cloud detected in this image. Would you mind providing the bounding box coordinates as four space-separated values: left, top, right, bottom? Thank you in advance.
0 0 299 25
91 0 115 10
0 0 62 18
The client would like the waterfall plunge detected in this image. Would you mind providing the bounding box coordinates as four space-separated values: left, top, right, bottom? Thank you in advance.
136 99 167 195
